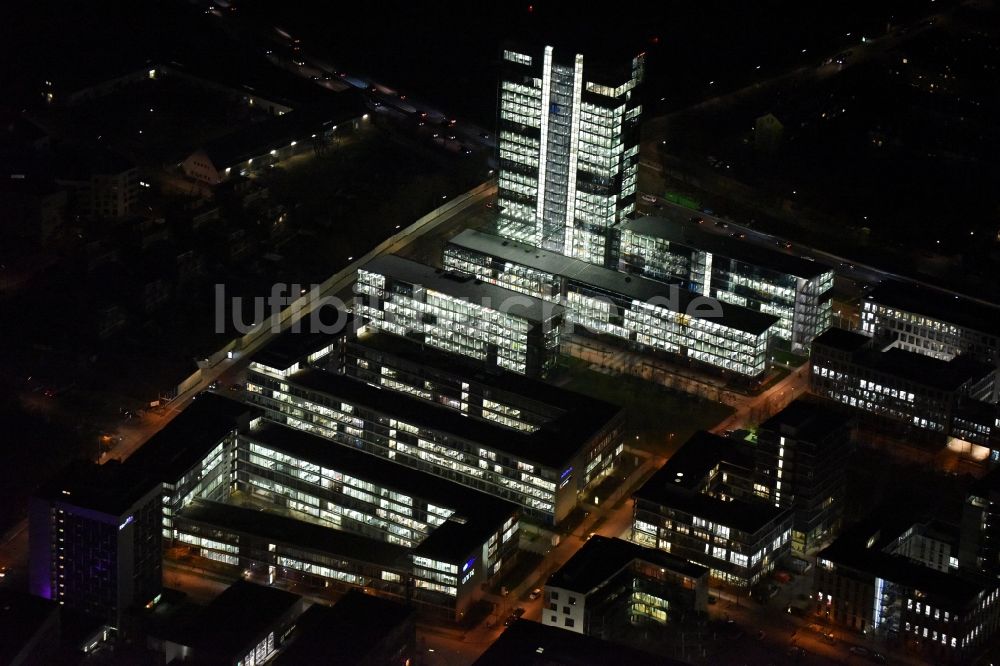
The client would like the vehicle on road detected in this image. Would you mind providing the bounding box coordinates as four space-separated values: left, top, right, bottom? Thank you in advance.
528 588 542 600
850 646 870 657
641 194 658 204
714 220 728 228
730 232 746 239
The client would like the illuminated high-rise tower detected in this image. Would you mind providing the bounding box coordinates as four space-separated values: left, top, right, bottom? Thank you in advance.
496 44 643 267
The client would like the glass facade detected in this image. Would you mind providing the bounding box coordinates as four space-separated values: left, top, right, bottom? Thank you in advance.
354 257 563 378
619 224 833 352
498 45 643 267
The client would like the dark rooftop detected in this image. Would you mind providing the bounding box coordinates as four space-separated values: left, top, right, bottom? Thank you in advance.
198 90 367 168
811 327 873 353
273 591 415 666
819 520 992 611
473 620 688 666
814 330 996 392
634 432 789 535
124 393 259 482
35 459 159 517
168 580 301 658
868 280 1000 338
350 330 624 432
0 590 59 666
287 369 608 469
447 230 778 335
620 216 832 280
177 499 410 568
759 399 851 441
547 536 708 594
251 308 356 371
361 254 564 324
243 422 517 562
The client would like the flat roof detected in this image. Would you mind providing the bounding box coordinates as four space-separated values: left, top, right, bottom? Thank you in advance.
349 331 624 431
360 254 564 324
273 592 415 666
168 580 301 657
547 536 707 594
620 217 831 279
814 331 996 392
811 328 873 353
634 432 788 535
868 280 1000 338
200 91 367 167
35 459 159 517
0 590 58 666
287 369 602 469
250 308 356 371
125 393 259 482
759 399 852 441
447 230 778 335
819 521 992 611
177 499 410 569
473 620 687 666
243 422 517 562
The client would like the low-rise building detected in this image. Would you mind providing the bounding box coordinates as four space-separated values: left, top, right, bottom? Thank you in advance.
815 520 1000 663
632 432 793 589
618 216 834 352
810 328 999 454
444 229 779 380
246 366 619 525
543 536 708 636
273 590 416 666
860 281 1000 370
355 254 565 378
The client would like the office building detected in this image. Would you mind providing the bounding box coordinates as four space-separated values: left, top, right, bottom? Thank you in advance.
815 519 1000 663
445 230 779 379
860 281 1000 369
618 216 834 352
154 417 517 621
632 432 793 589
246 366 621 525
345 330 626 437
273 590 416 666
959 467 1000 574
355 254 564 378
497 44 644 267
810 328 999 452
755 400 854 554
29 460 162 626
153 580 304 665
473 619 686 666
543 536 708 636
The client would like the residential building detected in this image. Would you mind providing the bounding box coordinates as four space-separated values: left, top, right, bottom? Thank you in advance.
246 366 620 525
810 328 1000 453
273 590 416 666
54 146 138 219
543 536 708 636
496 44 644 267
632 432 793 589
815 520 1000 663
28 460 162 627
618 216 834 352
755 400 854 554
860 281 1000 369
355 254 565 378
445 229 779 379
